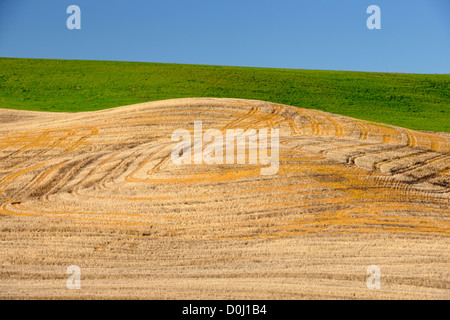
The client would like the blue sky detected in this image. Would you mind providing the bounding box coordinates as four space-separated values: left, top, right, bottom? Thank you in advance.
0 0 449 73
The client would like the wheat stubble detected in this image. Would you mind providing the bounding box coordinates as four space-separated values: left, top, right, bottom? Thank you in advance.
0 98 448 299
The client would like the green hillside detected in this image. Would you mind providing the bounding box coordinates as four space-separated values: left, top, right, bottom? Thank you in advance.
0 57 448 131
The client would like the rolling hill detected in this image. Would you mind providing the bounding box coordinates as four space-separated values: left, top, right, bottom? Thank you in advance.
0 57 449 132
0 98 448 299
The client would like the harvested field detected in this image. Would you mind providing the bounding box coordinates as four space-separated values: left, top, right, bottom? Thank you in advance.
0 98 449 299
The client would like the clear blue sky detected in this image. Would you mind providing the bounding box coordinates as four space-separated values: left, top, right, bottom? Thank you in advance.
1 0 449 73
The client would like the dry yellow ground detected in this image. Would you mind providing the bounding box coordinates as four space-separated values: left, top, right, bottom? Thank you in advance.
0 98 448 299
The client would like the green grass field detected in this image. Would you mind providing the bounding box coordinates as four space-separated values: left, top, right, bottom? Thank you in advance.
0 57 448 132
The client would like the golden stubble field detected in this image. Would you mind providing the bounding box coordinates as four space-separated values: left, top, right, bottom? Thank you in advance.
0 98 448 299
